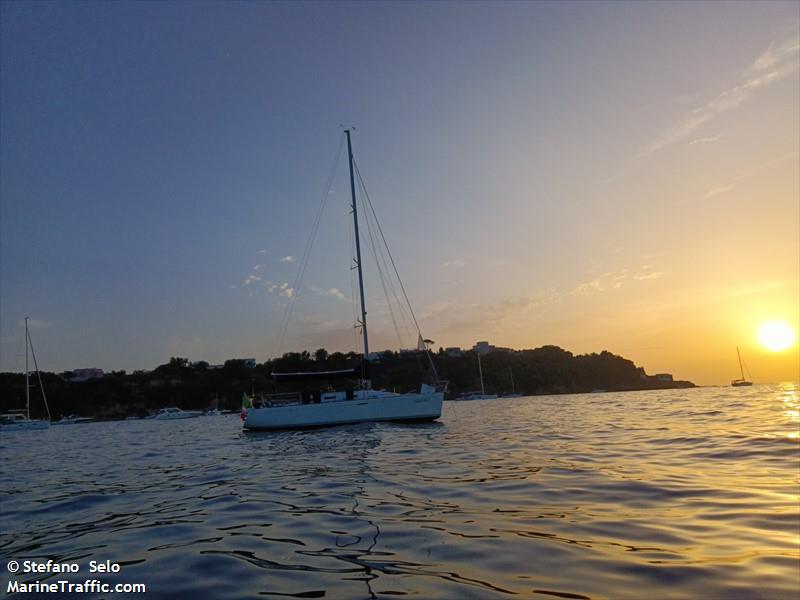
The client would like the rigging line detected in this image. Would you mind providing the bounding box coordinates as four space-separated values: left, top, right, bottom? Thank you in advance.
275 136 345 357
367 196 415 344
742 354 752 381
26 328 50 421
354 166 415 344
353 161 425 337
359 181 404 348
353 160 440 380
357 172 413 349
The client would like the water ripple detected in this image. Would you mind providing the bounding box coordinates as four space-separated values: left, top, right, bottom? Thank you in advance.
1 385 799 598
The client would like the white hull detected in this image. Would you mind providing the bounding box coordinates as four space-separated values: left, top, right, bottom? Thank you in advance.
244 391 443 430
154 408 204 420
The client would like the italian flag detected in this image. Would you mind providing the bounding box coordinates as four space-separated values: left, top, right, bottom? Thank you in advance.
240 392 252 421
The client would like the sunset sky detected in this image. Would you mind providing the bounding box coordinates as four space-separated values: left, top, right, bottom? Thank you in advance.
1 1 798 385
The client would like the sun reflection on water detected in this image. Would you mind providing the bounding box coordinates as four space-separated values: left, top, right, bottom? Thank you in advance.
779 382 799 440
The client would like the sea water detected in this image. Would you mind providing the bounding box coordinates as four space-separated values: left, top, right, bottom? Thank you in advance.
1 385 798 599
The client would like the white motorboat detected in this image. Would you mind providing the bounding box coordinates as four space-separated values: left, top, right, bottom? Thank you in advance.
153 407 204 420
243 131 444 431
1 318 51 432
53 414 94 425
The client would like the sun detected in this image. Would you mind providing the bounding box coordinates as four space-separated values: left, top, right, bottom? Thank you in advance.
757 321 796 352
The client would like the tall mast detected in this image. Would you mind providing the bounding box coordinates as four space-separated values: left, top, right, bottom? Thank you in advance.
478 353 485 396
25 317 30 419
737 346 745 380
345 130 369 360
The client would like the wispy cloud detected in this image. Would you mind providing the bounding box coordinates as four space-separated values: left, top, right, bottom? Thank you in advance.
703 184 737 200
570 267 663 295
256 250 268 255
701 153 798 200
441 259 467 269
243 275 261 285
311 286 347 301
633 271 663 281
688 134 721 146
639 33 799 158
280 256 295 263
571 279 604 296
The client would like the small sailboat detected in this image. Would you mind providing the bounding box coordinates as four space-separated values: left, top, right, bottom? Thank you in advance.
456 353 498 400
731 346 753 387
242 130 444 430
0 318 51 431
500 367 523 398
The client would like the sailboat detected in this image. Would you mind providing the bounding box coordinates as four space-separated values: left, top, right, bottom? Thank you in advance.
500 367 523 398
456 352 498 400
731 346 753 387
242 131 445 430
0 317 51 431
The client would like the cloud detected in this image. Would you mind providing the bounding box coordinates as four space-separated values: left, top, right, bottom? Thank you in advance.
324 287 346 300
253 264 263 271
570 267 663 294
633 271 663 281
243 275 261 285
689 135 720 146
441 259 467 269
571 279 603 296
703 184 737 200
257 250 268 255
424 290 560 334
638 33 799 158
701 153 798 201
265 282 294 298
310 285 348 301
280 256 295 263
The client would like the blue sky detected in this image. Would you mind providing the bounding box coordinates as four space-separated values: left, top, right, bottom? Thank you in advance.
2 1 798 384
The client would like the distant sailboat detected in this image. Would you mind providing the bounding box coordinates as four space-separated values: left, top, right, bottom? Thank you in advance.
731 346 753 387
457 353 498 400
500 367 523 398
0 318 51 431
